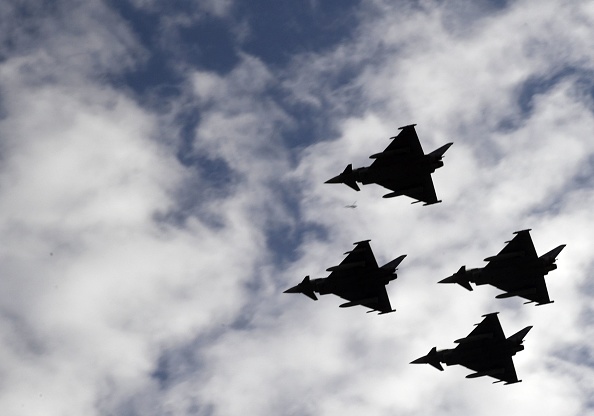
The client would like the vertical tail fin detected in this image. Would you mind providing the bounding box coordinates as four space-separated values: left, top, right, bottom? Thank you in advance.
428 142 453 159
539 244 566 262
507 326 532 344
381 254 407 272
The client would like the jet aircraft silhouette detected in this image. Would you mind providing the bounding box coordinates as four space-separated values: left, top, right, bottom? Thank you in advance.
325 124 452 205
284 240 406 314
439 229 565 305
411 312 531 385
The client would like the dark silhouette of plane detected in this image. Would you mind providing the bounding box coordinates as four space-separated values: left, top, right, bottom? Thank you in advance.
325 124 452 205
439 229 565 305
344 201 357 209
284 240 406 314
411 312 531 385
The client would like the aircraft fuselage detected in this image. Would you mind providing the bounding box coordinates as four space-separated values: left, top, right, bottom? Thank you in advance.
352 156 443 186
310 269 396 296
439 342 524 368
468 259 557 287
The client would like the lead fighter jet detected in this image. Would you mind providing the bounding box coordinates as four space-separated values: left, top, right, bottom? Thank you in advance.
325 124 452 205
411 313 532 385
284 240 406 314
439 229 565 305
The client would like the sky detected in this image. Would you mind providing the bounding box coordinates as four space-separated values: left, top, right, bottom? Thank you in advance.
0 0 593 415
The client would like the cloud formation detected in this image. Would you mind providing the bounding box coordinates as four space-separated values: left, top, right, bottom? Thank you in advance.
0 0 593 415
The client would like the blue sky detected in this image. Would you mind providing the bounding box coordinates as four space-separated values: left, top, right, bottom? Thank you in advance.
1 0 593 415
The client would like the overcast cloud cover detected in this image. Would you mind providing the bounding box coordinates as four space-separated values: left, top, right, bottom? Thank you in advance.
0 0 593 415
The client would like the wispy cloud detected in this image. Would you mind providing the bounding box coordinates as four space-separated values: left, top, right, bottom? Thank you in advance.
0 0 593 415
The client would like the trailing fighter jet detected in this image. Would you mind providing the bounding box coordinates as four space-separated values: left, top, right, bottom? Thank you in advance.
439 229 565 305
325 124 452 205
284 240 406 314
411 312 531 385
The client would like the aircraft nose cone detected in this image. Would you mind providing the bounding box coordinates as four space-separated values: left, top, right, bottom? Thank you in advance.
283 284 302 294
409 348 444 370
438 275 456 284
410 356 427 364
325 174 343 184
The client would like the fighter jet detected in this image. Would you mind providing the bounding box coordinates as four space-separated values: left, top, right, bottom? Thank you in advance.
411 312 532 385
439 229 565 305
284 240 406 314
325 124 452 205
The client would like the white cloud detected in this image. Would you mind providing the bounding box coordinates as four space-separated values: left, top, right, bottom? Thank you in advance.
265 0 594 414
2 0 594 415
0 3 282 416
0 74 268 414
